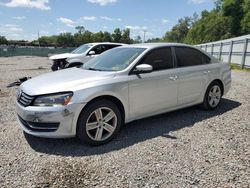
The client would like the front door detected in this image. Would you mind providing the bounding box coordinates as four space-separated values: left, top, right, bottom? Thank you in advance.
128 47 178 119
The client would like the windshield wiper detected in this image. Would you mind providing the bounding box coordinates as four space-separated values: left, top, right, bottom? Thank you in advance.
87 67 102 71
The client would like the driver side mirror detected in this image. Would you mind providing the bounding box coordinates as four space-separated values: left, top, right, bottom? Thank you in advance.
88 51 95 56
133 64 153 74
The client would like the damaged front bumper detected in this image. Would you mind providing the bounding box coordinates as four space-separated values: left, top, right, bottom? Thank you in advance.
16 101 85 138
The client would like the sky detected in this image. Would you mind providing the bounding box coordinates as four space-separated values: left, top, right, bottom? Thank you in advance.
0 0 214 41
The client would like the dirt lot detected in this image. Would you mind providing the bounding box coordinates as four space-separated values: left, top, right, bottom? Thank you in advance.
0 56 249 187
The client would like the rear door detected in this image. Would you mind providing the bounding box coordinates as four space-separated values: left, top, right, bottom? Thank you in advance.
174 46 212 105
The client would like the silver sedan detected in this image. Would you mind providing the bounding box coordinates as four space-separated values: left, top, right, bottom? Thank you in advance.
16 43 231 145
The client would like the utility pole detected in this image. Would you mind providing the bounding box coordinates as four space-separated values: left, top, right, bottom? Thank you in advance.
38 30 40 47
143 30 146 43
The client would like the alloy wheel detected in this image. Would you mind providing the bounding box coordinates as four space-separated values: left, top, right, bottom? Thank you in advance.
208 85 221 108
85 107 117 141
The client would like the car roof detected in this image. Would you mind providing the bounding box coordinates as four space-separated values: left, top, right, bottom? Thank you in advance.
117 42 214 59
87 42 127 46
127 42 194 49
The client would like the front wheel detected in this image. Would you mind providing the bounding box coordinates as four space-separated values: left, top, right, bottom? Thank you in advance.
201 81 222 110
76 99 122 145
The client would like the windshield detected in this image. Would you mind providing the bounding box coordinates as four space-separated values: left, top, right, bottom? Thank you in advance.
71 44 93 54
82 47 146 71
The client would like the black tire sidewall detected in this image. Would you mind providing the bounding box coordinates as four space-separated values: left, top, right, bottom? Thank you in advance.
76 99 122 145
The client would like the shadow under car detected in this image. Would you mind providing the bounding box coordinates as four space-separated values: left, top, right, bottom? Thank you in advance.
24 98 241 156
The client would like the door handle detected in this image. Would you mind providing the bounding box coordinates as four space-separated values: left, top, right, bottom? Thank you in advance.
203 70 210 75
169 76 178 81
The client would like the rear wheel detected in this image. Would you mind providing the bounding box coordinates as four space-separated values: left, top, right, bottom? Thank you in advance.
76 99 121 145
201 81 222 110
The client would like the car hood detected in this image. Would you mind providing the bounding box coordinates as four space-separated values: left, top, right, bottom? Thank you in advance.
49 53 82 60
21 68 116 95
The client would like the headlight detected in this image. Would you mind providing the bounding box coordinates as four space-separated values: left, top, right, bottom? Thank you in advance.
33 92 73 107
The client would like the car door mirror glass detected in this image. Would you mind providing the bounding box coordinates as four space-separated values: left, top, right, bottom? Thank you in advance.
88 51 95 56
134 64 153 74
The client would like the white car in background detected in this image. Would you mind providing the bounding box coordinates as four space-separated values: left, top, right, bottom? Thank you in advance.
49 42 125 71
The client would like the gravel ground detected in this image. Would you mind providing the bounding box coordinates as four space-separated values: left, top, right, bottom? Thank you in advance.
0 56 249 188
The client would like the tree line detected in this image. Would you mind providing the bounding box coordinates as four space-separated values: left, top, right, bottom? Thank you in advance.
152 0 250 44
0 27 138 47
37 27 136 47
0 0 249 46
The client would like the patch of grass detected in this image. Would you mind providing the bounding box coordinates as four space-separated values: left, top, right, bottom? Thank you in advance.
230 63 250 72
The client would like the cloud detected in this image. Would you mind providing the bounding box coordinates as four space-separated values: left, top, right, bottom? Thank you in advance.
13 16 26 20
57 17 75 27
80 16 97 21
102 26 108 30
4 24 18 27
125 25 147 31
3 0 50 10
87 0 117 6
0 24 24 39
58 30 69 34
162 19 169 24
8 27 23 32
126 26 154 41
40 30 49 35
100 16 113 21
100 16 121 22
3 24 23 32
188 0 207 4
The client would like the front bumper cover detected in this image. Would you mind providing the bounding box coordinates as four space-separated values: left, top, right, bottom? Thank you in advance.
16 101 85 138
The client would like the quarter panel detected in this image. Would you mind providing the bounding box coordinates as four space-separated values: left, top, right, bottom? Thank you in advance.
220 62 231 95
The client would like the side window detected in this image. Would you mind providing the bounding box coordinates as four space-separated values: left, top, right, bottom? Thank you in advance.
141 48 173 71
108 45 121 50
202 53 211 64
175 47 210 67
90 45 107 55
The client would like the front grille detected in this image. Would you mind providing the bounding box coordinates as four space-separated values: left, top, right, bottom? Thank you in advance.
18 115 59 132
17 92 35 107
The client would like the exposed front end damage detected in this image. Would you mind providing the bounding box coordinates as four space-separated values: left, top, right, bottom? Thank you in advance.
16 99 85 138
51 58 69 71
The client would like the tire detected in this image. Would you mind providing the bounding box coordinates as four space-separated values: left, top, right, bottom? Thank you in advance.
201 81 222 110
76 99 122 145
51 64 58 71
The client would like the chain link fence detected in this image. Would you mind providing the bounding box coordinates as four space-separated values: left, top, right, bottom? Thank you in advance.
0 46 75 57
